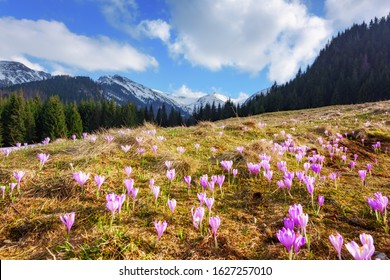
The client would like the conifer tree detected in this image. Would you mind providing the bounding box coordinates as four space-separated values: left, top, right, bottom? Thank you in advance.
1 93 26 146
66 102 83 137
41 95 67 140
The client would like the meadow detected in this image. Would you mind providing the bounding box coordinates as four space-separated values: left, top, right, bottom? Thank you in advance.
0 101 389 260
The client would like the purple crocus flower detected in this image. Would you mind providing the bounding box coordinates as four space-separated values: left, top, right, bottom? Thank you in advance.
236 146 244 154
151 186 160 201
276 227 296 252
216 175 225 190
167 198 177 214
311 163 322 174
72 171 90 188
124 179 134 196
104 134 114 144
264 170 273 182
121 145 131 153
124 166 132 178
247 162 260 175
177 146 185 154
200 174 209 190
130 188 139 200
277 180 285 190
209 216 221 237
9 183 17 196
232 169 238 178
184 175 191 188
329 233 343 260
358 170 367 184
318 196 324 207
297 213 308 235
60 212 75 235
136 147 145 156
197 192 207 205
152 145 158 155
37 153 50 168
191 207 205 229
350 161 356 169
208 181 215 192
288 204 303 226
154 220 168 242
94 175 105 190
345 233 375 260
165 161 173 169
283 217 294 230
221 160 233 173
205 197 214 212
166 169 176 182
117 194 126 215
106 193 119 215
13 170 25 186
367 192 388 214
293 233 306 253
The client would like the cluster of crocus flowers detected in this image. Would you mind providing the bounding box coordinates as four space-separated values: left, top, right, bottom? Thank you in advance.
276 204 309 259
60 212 75 239
37 153 50 169
367 192 388 232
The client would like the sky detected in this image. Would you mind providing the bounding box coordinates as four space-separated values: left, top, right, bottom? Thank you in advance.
1 0 390 102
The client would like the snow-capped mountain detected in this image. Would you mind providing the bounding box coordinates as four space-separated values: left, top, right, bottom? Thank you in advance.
242 87 271 106
185 93 229 112
97 75 189 116
0 61 51 87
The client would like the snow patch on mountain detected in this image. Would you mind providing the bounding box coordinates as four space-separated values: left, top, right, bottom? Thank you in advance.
0 61 51 87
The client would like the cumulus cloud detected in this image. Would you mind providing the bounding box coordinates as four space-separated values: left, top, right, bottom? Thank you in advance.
165 0 332 84
325 0 390 30
171 84 207 99
0 17 158 73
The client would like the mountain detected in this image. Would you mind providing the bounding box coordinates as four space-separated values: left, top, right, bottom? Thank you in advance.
97 75 189 116
186 93 228 112
0 61 51 87
241 14 390 115
242 87 271 107
0 75 103 103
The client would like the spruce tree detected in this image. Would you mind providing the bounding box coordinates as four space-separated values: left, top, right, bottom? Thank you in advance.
1 93 26 146
41 96 68 140
66 102 83 137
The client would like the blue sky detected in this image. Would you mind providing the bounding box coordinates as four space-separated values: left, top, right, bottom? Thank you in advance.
1 0 390 102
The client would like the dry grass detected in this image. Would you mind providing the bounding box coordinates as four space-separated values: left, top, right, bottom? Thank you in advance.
0 101 390 260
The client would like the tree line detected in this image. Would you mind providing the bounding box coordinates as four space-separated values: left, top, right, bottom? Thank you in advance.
0 92 184 147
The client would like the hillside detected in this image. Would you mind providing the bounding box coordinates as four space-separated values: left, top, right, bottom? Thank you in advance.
0 101 389 260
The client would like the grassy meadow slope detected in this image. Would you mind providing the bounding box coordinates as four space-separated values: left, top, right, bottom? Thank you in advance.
0 101 389 260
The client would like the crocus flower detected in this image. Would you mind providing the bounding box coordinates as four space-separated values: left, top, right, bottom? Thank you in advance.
166 169 176 182
136 148 145 156
130 188 139 200
264 170 273 182
104 135 114 144
294 233 306 253
350 161 356 169
297 213 308 235
94 175 105 190
216 175 225 191
14 170 25 186
82 132 87 139
106 193 119 216
72 134 76 141
358 170 367 185
60 212 75 235
200 174 209 190
72 171 90 188
288 204 303 226
124 179 134 196
121 145 131 153
232 169 238 178
345 233 375 260
198 192 207 205
151 186 160 202
135 137 143 144
177 146 185 154
165 161 173 169
154 220 168 242
124 166 132 177
220 160 233 173
208 181 215 192
329 233 343 260
209 216 221 238
236 146 244 154
283 218 294 230
9 183 17 196
184 175 191 188
194 143 200 150
117 194 126 215
318 196 324 207
276 227 296 253
367 192 388 215
152 145 158 155
37 153 50 168
247 163 260 175
167 198 177 214
205 197 214 212
191 207 205 229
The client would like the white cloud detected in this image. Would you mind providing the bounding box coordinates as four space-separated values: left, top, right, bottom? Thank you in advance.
138 19 171 42
165 0 332 84
171 84 207 99
0 17 158 73
10 56 46 72
232 92 250 104
325 0 390 30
